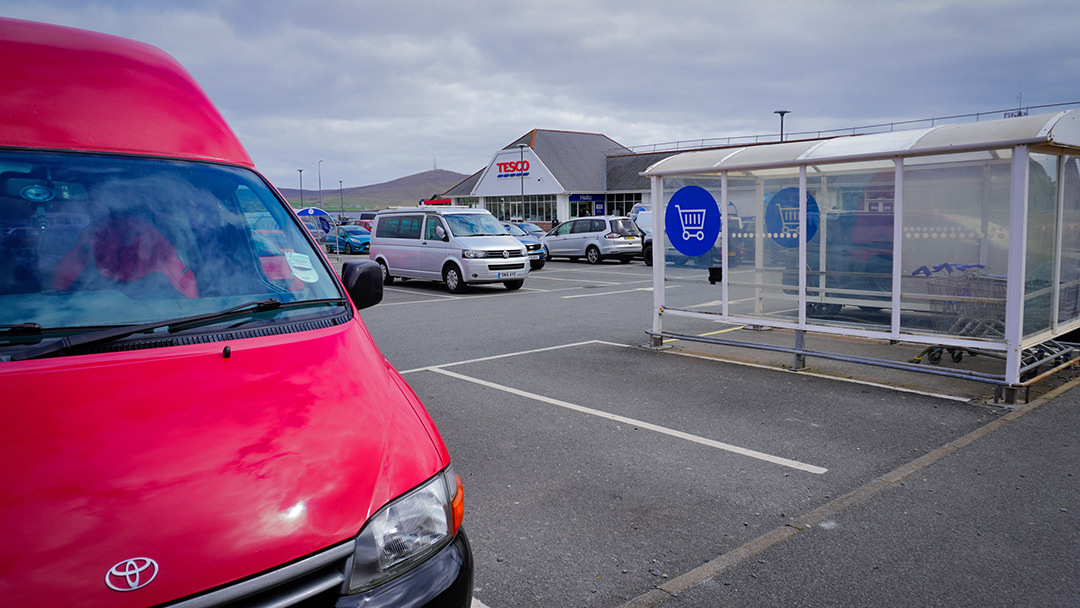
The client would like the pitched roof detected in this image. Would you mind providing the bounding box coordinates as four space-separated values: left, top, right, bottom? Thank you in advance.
509 130 631 192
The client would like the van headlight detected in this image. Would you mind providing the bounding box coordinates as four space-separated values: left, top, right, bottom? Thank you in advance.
347 467 464 593
462 250 488 258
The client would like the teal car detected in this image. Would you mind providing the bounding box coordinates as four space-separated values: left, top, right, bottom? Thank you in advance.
326 224 371 255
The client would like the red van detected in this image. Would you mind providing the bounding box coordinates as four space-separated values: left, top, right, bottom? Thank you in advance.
0 17 472 608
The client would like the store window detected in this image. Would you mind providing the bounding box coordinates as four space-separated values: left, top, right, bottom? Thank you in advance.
608 193 642 216
485 195 556 222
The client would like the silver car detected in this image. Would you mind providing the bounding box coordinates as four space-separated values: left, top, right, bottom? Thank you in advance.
542 216 641 264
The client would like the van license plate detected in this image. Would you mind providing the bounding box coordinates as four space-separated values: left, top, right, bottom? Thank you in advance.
498 271 517 278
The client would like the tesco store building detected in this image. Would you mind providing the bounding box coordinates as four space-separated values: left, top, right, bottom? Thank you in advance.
442 129 668 226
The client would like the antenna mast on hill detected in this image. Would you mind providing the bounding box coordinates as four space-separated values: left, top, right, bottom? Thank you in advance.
433 157 437 171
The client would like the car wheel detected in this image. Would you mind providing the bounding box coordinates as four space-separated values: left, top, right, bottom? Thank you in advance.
504 279 524 290
643 245 653 266
444 265 467 294
345 242 353 255
586 246 601 264
377 260 394 285
326 243 333 253
620 256 632 264
531 260 545 270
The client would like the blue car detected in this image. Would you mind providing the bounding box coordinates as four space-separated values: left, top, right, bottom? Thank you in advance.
326 224 371 254
504 222 546 270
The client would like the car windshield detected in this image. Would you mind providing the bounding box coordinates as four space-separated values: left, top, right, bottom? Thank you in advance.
0 150 342 341
504 224 527 236
344 226 369 236
519 222 542 232
445 213 506 237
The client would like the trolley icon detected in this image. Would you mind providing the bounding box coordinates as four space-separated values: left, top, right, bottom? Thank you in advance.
673 204 706 241
780 207 800 237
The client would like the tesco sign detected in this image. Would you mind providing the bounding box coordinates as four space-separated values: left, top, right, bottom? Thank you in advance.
497 160 530 173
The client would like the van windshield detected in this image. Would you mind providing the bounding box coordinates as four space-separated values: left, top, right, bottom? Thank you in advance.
0 151 342 344
444 213 506 237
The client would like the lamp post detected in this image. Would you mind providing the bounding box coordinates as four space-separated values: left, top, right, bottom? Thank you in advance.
297 169 303 207
317 160 323 206
339 180 344 219
774 110 790 142
517 143 527 218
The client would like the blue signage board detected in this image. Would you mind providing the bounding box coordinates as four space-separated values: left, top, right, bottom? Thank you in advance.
764 187 819 248
665 186 721 258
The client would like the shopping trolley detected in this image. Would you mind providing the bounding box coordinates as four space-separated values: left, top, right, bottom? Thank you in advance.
673 204 706 241
780 207 800 237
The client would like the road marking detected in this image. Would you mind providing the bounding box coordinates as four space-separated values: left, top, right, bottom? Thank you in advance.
561 287 654 299
427 366 827 475
399 340 612 374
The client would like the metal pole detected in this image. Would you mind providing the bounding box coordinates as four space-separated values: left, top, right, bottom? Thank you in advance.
298 169 303 207
318 160 323 205
517 143 527 218
339 180 344 219
774 110 790 142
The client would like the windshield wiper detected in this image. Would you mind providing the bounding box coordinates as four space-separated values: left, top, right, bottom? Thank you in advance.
0 323 42 336
12 298 346 361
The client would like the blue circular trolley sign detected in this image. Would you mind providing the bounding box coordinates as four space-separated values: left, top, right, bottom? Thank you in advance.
764 187 819 249
665 186 721 258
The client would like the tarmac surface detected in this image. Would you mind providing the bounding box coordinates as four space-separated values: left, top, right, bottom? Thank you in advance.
343 253 1079 608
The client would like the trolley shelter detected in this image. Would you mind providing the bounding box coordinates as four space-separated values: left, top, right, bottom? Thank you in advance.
643 110 1080 401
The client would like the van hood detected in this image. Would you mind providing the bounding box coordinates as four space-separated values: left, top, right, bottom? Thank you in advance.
457 234 527 252
0 322 446 607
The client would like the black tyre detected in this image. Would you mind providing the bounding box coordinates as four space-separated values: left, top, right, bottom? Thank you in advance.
377 260 394 285
326 243 333 254
530 260 545 270
619 256 632 264
344 242 353 255
643 245 653 267
586 246 601 264
504 279 524 290
444 265 467 294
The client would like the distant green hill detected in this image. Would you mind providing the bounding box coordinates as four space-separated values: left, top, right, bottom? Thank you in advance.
277 169 469 212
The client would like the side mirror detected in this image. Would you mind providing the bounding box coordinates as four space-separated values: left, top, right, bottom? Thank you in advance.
341 260 383 310
435 225 448 241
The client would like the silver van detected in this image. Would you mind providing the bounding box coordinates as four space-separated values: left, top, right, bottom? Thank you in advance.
371 207 529 293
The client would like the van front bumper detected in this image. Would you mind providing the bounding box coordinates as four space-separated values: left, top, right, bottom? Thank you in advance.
462 258 529 283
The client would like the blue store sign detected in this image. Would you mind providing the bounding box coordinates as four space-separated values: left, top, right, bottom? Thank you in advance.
764 187 819 249
665 186 721 258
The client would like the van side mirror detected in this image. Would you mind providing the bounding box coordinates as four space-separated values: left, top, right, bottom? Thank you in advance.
341 260 383 310
435 225 448 241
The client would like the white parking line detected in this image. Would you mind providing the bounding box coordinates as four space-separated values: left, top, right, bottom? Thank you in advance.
561 287 654 299
426 367 828 475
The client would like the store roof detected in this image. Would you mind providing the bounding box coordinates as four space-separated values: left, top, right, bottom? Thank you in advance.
510 129 631 192
644 110 1080 177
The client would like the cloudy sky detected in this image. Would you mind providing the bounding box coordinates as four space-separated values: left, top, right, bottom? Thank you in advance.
4 0 1078 190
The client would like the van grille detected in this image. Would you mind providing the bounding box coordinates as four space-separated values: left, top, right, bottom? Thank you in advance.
166 542 353 607
487 249 524 258
488 263 526 271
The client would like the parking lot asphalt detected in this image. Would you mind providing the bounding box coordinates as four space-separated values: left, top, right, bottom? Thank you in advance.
336 253 1079 608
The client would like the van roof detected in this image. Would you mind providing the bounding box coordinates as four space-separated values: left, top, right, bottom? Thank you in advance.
0 17 253 167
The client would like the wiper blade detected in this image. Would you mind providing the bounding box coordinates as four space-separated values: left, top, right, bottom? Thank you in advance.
0 323 42 336
12 298 345 361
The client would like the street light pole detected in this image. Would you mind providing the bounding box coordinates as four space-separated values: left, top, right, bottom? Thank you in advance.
517 143 527 219
318 160 323 206
298 169 303 207
339 180 344 219
774 110 791 142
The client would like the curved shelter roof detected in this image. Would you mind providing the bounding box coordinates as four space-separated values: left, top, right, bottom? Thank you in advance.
644 110 1080 177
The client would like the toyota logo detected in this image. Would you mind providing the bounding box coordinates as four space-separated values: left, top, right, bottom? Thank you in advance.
105 557 159 591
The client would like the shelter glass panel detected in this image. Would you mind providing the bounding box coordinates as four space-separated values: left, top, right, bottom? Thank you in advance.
899 151 1012 340
1025 153 1058 337
802 161 895 331
1059 156 1080 326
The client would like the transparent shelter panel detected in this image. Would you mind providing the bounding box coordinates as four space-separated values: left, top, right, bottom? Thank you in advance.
899 151 1012 340
1059 156 1080 327
1025 153 1059 337
797 160 896 329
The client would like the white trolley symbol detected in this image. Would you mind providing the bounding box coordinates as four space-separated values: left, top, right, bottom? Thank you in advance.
780 206 800 237
673 204 706 241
